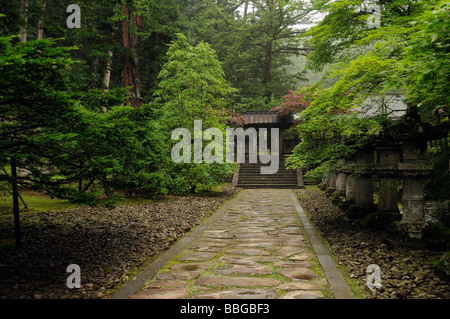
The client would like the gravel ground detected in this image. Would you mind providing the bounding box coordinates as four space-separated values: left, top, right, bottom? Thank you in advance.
0 187 239 299
295 188 450 299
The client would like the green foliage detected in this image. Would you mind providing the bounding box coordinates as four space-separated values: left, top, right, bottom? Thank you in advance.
426 145 450 201
285 84 383 177
182 0 312 110
1 0 314 111
0 37 162 202
0 26 238 205
288 0 449 179
67 190 102 206
400 0 450 113
69 104 168 195
70 88 129 112
0 36 81 175
154 33 237 194
304 0 449 115
155 33 238 126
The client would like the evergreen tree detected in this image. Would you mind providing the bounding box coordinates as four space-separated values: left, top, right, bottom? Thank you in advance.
154 33 237 194
182 0 313 112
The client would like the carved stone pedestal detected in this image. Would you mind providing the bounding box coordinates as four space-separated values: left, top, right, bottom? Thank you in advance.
348 149 376 218
365 146 402 228
325 173 337 195
396 140 433 239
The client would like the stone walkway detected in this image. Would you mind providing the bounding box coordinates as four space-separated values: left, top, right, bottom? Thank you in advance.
112 189 353 299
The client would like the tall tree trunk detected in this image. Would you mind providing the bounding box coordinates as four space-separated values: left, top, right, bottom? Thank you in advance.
263 1 275 102
10 157 22 249
103 50 114 91
78 161 83 192
19 0 29 43
103 24 117 97
37 0 47 40
130 14 142 106
14 1 28 249
121 5 142 108
264 40 273 102
92 56 99 75
121 6 134 106
102 50 114 112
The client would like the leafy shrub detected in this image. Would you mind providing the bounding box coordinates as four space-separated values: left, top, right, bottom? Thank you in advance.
67 191 102 206
426 145 450 201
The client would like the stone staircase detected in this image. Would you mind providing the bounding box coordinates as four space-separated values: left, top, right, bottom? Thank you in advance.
236 154 299 189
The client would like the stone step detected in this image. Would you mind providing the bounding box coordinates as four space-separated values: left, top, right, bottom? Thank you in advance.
239 169 296 173
239 172 296 175
238 176 297 180
238 180 298 185
238 174 297 177
237 155 297 188
239 166 293 169
238 180 298 184
236 184 299 189
239 170 297 176
238 178 298 183
238 162 292 165
238 169 297 174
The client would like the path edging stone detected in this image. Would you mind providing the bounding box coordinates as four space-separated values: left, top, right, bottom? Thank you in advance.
289 191 355 299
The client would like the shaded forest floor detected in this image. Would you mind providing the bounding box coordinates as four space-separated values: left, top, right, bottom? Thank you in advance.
0 186 240 299
295 187 450 299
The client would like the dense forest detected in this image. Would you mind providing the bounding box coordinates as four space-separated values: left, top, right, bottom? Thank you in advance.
0 0 319 203
0 0 449 236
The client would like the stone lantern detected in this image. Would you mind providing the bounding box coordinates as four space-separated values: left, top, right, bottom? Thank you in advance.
344 158 356 203
335 158 348 196
399 140 431 223
386 105 448 240
326 171 337 194
328 159 349 205
355 149 375 208
347 148 376 218
373 144 402 223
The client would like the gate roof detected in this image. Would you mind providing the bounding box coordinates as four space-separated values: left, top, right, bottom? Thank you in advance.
242 111 294 127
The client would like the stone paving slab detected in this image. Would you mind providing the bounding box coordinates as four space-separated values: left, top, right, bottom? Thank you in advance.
194 276 282 288
116 189 354 300
194 288 278 299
